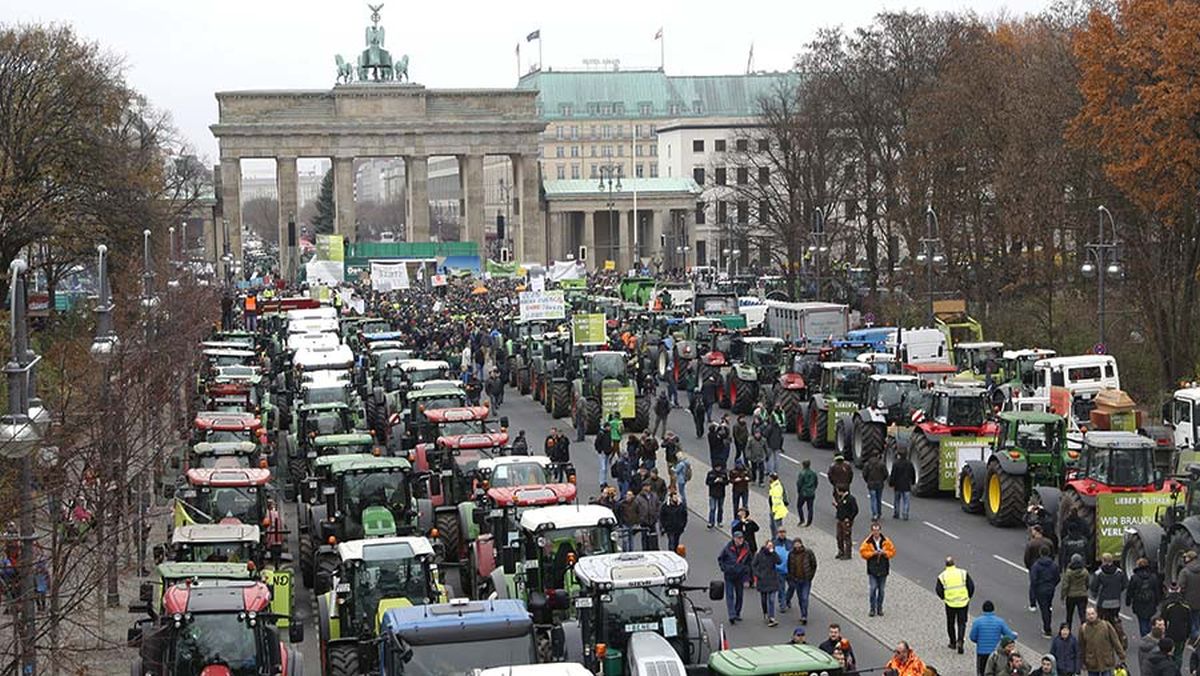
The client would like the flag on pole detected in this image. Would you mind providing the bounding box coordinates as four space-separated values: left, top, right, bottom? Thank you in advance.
654 27 663 40
526 29 540 41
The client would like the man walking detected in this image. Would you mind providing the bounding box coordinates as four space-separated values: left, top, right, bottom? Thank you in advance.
833 487 858 559
718 531 752 624
1079 605 1126 676
864 452 889 522
752 539 782 627
773 528 791 613
635 483 661 550
653 391 671 438
729 460 750 514
937 556 976 653
1026 525 1056 611
859 521 895 617
706 463 729 529
660 490 687 551
671 452 692 508
969 600 1017 676
828 454 854 493
889 450 915 520
1089 552 1128 647
595 425 613 489
1031 546 1062 638
787 537 818 624
702 375 719 422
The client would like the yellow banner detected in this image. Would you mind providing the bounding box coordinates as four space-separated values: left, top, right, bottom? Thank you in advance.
601 382 636 419
572 313 607 345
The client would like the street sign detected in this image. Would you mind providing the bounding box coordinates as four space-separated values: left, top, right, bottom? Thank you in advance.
1093 342 1106 355
864 312 876 325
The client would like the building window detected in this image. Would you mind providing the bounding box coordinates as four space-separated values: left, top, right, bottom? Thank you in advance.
758 167 769 184
556 146 565 158
737 201 748 224
561 104 573 117
591 146 597 157
650 144 657 157
640 102 652 116
590 165 598 179
649 125 657 137
571 145 579 158
715 167 726 186
634 124 642 139
736 167 748 185
603 125 612 139
635 144 643 157
757 138 769 152
736 138 748 152
693 100 703 114
604 145 613 157
693 139 705 152
556 126 564 140
571 125 579 139
717 200 727 223
617 145 624 157
650 164 658 177
572 164 580 179
614 102 625 115
616 125 624 139
557 165 566 180
715 139 726 152
636 164 644 177
696 201 707 225
692 167 705 185
759 200 770 223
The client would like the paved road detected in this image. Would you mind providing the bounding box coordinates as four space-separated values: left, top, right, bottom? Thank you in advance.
284 382 1152 674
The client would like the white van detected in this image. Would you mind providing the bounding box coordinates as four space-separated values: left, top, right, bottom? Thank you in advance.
884 328 948 365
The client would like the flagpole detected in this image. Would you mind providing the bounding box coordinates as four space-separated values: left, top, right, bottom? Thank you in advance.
538 34 543 71
516 43 521 79
660 30 665 71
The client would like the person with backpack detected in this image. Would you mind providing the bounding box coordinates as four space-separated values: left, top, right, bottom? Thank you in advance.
1128 557 1163 638
1089 552 1129 647
653 391 671 438
1161 581 1190 667
691 394 706 438
611 451 633 499
1030 546 1062 638
511 430 529 455
1061 553 1090 629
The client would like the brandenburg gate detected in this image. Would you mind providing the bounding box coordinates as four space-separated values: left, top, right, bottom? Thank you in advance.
210 6 545 274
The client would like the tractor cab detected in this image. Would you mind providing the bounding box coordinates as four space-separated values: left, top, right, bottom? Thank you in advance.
835 374 921 464
963 411 1071 527
171 524 262 565
188 442 262 470
818 362 872 400
477 456 574 491
565 551 722 673
127 578 303 676
902 361 960 388
201 347 258 372
1072 431 1162 491
1001 349 1057 399
379 599 537 676
800 361 872 448
192 412 266 447
856 351 902 375
175 468 272 529
318 536 445 675
708 645 844 676
400 383 468 433
896 385 1000 497
297 403 357 441
313 456 414 542
952 341 1005 378
139 561 257 616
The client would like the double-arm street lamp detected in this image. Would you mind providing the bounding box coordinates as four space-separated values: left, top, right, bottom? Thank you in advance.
1081 205 1123 348
598 164 623 268
915 206 947 326
89 244 121 608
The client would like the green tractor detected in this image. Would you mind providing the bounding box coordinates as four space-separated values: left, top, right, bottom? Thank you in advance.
951 341 1006 382
797 362 873 448
958 411 1070 525
299 454 425 594
834 374 922 464
618 276 658 306
724 336 785 414
571 351 650 435
317 536 448 676
531 331 574 418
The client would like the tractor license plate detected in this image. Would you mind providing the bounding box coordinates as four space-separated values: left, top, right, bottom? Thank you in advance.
624 622 659 633
574 597 594 609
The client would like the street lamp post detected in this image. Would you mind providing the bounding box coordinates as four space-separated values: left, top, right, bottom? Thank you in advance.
915 206 947 326
498 178 513 259
598 165 623 269
89 244 120 608
2 258 42 676
809 207 830 301
1081 205 1123 349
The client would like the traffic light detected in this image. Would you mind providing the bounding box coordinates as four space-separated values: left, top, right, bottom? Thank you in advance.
500 247 511 263
660 233 666 249
578 245 588 262
496 212 506 241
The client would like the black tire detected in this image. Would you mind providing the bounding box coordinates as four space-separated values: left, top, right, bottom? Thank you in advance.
985 461 1026 527
288 451 308 497
326 642 360 676
298 533 314 588
517 367 530 395
1057 490 1095 565
912 433 940 497
855 420 885 464
550 382 571 419
730 376 756 415
630 398 650 433
366 397 388 439
314 553 338 596
959 461 985 514
777 388 802 432
531 372 543 402
583 398 601 435
1123 533 1149 583
811 408 830 448
542 378 552 412
1165 528 1196 585
435 509 463 562
797 406 811 442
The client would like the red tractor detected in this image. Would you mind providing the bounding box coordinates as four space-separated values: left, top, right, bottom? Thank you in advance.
128 578 303 676
892 385 1000 497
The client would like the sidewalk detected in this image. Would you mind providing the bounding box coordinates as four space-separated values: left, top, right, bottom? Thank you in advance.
676 449 1039 672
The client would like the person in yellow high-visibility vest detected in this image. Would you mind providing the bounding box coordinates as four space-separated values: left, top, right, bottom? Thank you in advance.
936 555 976 654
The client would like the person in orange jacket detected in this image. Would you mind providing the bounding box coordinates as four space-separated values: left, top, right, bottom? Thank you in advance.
884 641 927 676
859 521 896 616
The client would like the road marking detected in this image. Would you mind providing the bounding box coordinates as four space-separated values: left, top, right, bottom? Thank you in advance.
882 500 894 509
922 521 960 540
1120 612 1132 621
819 471 828 478
993 554 1028 573
780 455 800 465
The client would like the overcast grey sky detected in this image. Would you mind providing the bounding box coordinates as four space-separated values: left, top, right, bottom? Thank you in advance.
3 0 1049 170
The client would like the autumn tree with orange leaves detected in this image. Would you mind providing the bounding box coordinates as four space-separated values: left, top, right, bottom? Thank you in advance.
1072 0 1200 386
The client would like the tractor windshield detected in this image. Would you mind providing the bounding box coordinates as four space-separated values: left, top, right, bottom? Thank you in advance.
829 369 868 399
1090 448 1155 488
199 487 261 524
944 395 987 427
1014 422 1058 453
589 353 626 382
353 548 433 616
490 462 549 488
435 419 489 438
1009 357 1039 388
205 430 254 444
752 345 779 368
171 613 260 676
380 367 406 392
407 368 446 384
304 386 347 406
876 381 919 409
361 321 391 334
307 412 350 436
396 634 535 676
413 395 466 414
342 472 409 526
186 541 256 564
698 296 737 315
603 584 677 647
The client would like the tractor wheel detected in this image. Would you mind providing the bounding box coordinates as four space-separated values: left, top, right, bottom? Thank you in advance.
776 389 802 432
811 408 830 449
630 398 650 433
1165 529 1197 585
508 365 517 387
854 421 885 464
1057 490 1096 566
718 377 731 410
298 534 314 588
583 398 601 435
550 382 571 419
314 553 338 596
542 380 552 413
531 373 543 403
657 351 669 378
730 376 756 415
835 419 853 464
366 395 388 439
1123 532 1149 583
959 461 986 514
436 509 463 561
517 368 530 395
984 461 1026 527
797 407 811 442
326 642 360 676
912 433 940 497
288 453 308 497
